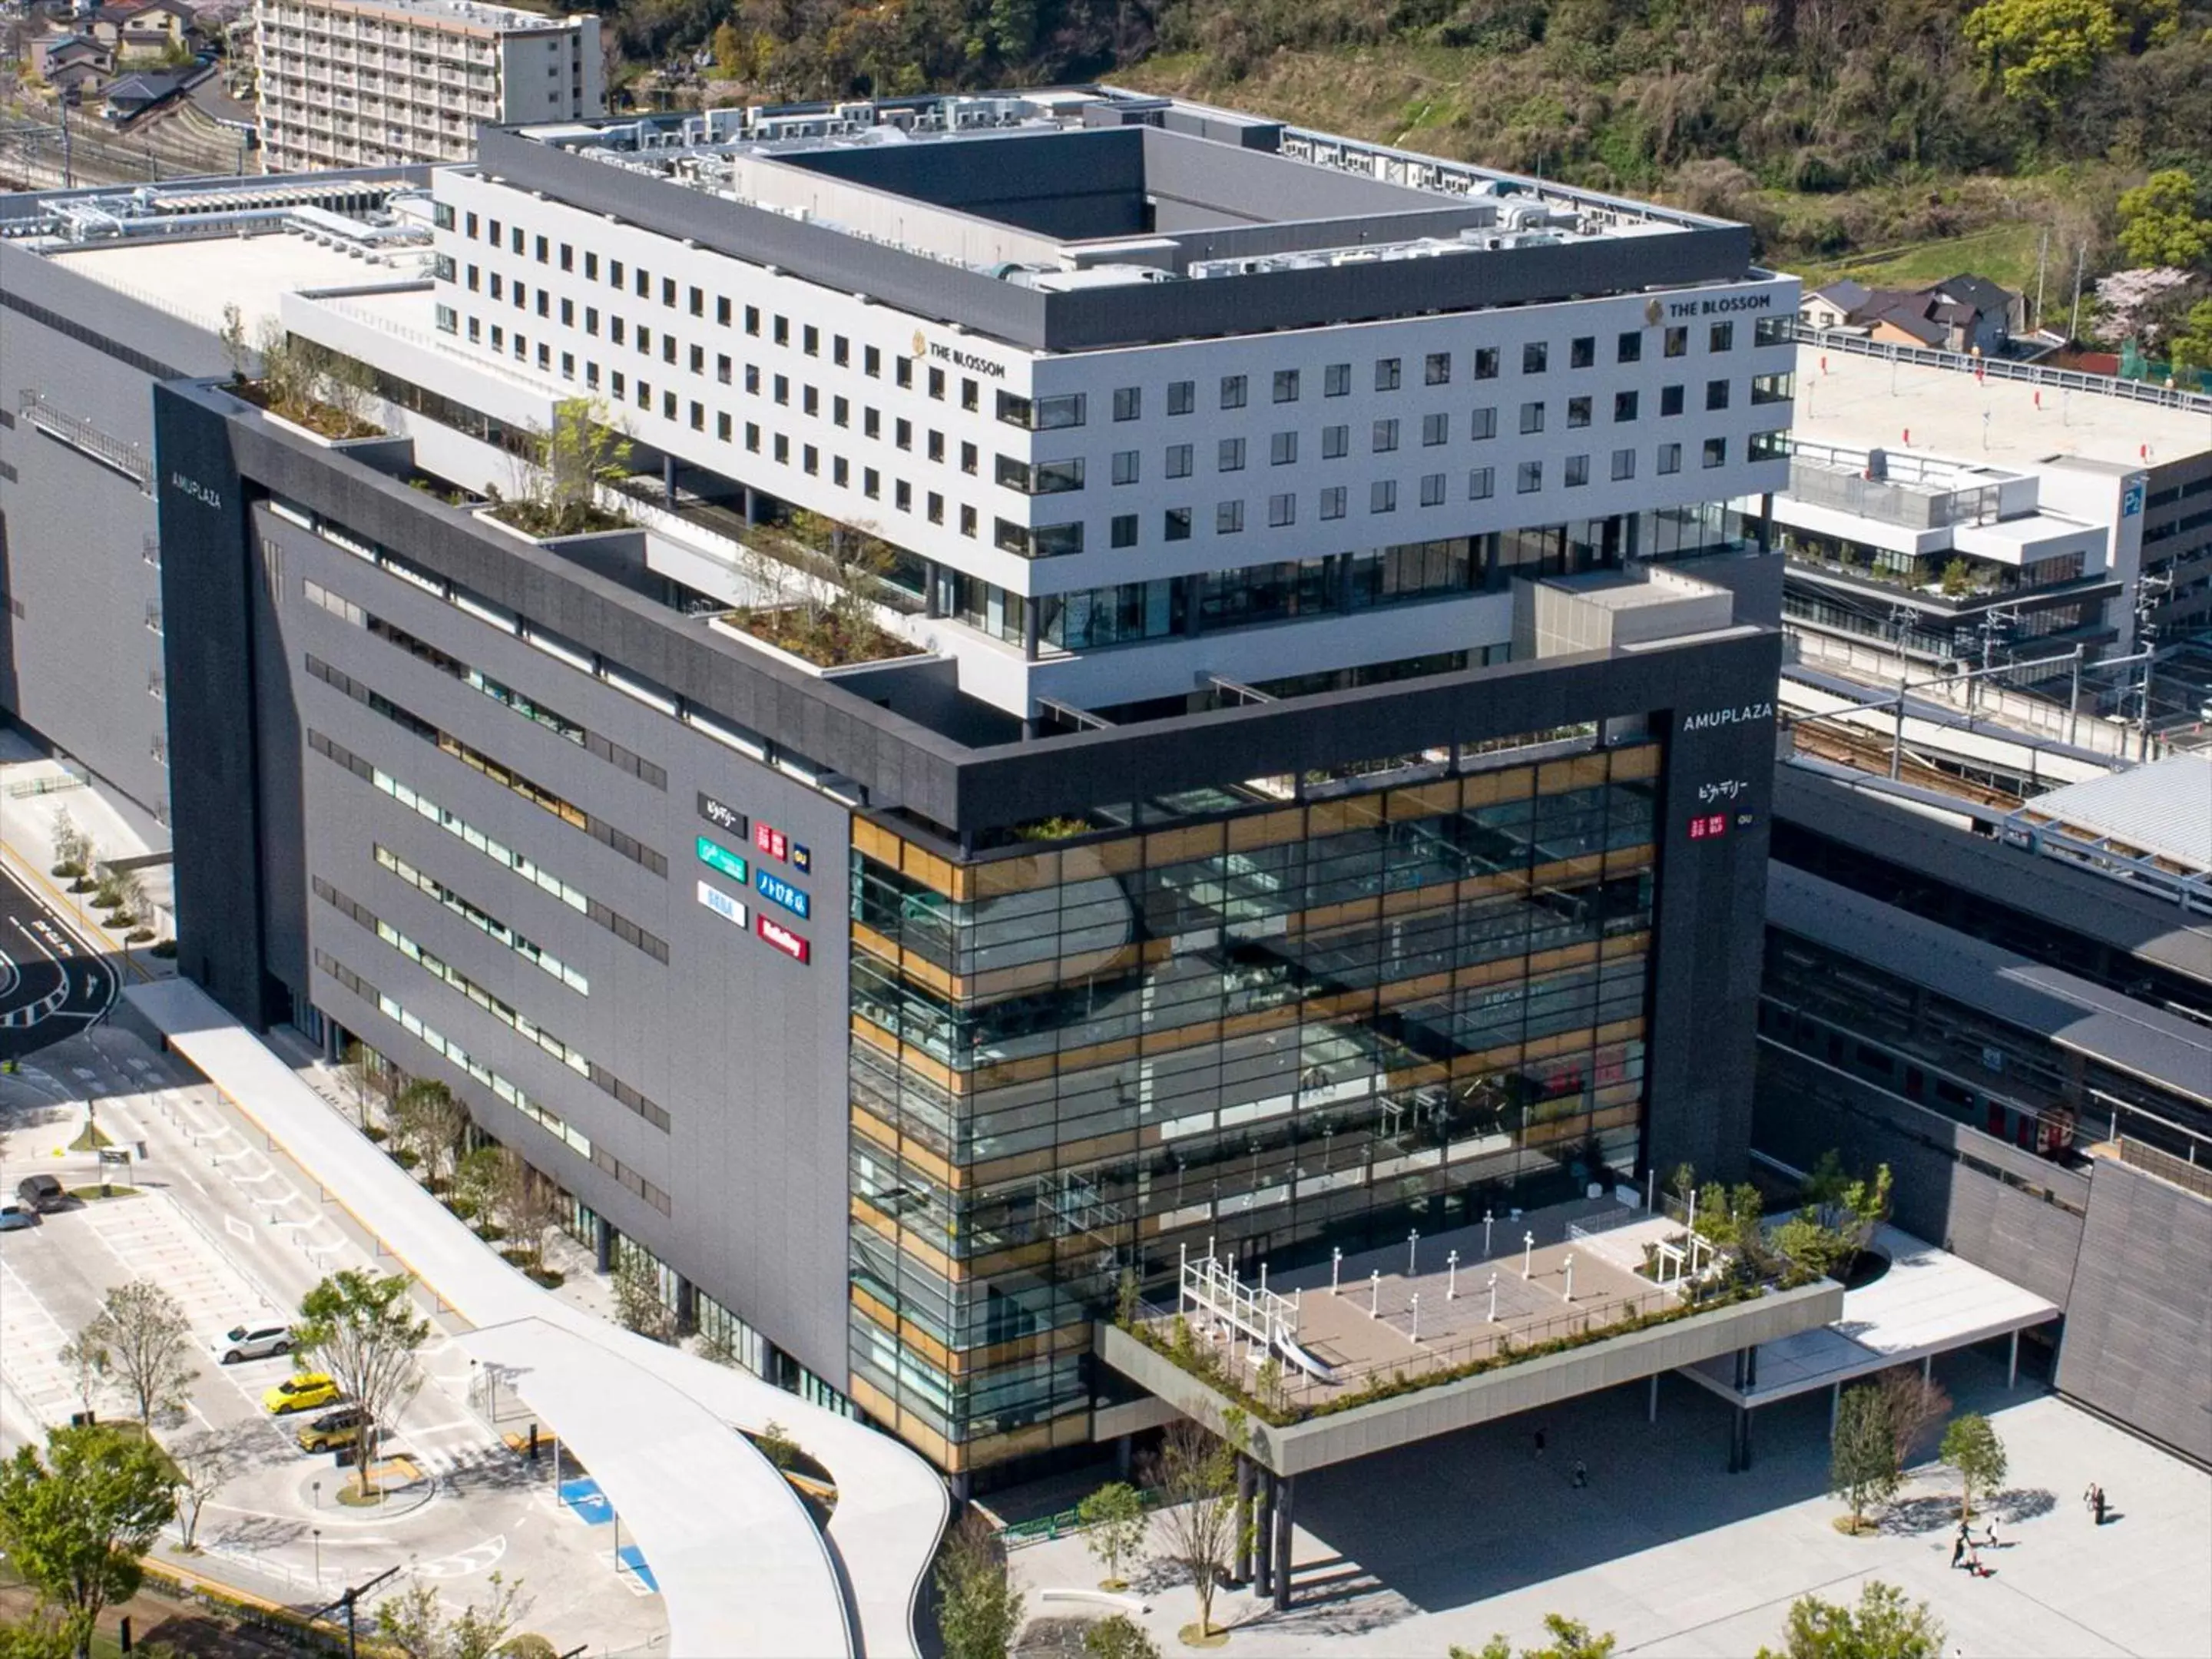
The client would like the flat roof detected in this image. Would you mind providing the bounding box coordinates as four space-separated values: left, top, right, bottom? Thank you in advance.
40 224 432 333
1767 865 2212 1108
2011 751 2212 874
1791 344 2212 471
1681 1224 2058 1406
124 975 948 1659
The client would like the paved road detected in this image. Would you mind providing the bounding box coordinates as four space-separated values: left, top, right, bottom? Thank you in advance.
0 859 118 1062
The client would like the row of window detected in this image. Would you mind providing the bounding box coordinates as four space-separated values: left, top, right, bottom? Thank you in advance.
303 654 667 877
373 843 590 995
315 947 674 1217
304 580 667 790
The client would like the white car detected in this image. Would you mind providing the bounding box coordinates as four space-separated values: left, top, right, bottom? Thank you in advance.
210 1323 292 1365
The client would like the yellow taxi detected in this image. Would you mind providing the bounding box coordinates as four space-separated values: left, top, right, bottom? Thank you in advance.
263 1372 342 1415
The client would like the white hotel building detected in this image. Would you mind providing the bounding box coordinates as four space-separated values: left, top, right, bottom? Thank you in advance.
383 89 1795 724
255 0 602 174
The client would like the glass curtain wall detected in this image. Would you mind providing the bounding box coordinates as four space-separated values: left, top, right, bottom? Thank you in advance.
844 743 1661 1471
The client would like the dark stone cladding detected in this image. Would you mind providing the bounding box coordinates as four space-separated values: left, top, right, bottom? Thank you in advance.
474 124 1755 353
154 379 1785 846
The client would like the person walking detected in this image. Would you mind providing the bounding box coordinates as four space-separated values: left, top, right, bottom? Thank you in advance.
2093 1484 2108 1526
1950 1533 1967 1570
1571 1459 1588 1488
1534 1427 1547 1459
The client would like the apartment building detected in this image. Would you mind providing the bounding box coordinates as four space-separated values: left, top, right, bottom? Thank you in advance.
255 0 601 173
7 93 1795 1484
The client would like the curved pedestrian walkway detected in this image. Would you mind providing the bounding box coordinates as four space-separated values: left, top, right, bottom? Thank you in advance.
126 977 949 1659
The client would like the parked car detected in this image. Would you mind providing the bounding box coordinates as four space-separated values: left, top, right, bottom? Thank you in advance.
262 1373 341 1415
210 1323 292 1365
0 1202 41 1232
15 1174 65 1212
296 1406 369 1453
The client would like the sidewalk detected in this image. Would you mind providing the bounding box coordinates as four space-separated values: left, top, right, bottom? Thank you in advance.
0 758 174 980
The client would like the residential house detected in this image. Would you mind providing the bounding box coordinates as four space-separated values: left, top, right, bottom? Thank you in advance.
1800 273 2018 356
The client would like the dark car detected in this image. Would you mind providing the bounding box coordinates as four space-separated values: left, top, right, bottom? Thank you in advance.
15 1175 66 1212
296 1406 370 1453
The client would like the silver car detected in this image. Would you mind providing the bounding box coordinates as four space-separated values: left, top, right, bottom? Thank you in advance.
210 1322 292 1365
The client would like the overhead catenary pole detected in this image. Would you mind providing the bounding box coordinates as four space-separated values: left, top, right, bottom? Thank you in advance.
2068 243 2087 344
2034 226 2050 333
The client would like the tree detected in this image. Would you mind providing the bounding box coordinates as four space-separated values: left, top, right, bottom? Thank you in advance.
373 1571 530 1659
1830 1385 1901 1532
1938 1413 2008 1522
1148 1413 1245 1641
1876 1367 1951 1475
393 1079 468 1187
2118 170 2211 270
1084 1614 1161 1659
341 1041 392 1134
293 1270 430 1498
50 810 90 877
935 1512 1023 1659
506 399 632 538
1963 0 2121 108
57 1331 111 1421
1756 1581 1945 1659
2166 299 2212 376
1941 558 1973 597
1450 1614 1618 1659
755 1419 801 1471
492 1148 558 1270
78 1282 194 1427
1076 1481 1148 1591
611 1244 672 1343
167 1427 247 1553
450 1144 503 1226
0 1424 177 1659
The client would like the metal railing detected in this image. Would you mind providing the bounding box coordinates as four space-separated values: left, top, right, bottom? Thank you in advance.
16 390 153 494
1791 323 2212 415
2112 1136 2212 1202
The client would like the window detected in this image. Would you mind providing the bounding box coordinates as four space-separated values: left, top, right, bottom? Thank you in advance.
926 430 944 463
1657 442 1681 475
896 481 912 512
927 366 945 401
748 423 762 452
863 465 877 495
1111 514 1139 549
1703 436 1728 469
1320 485 1347 520
895 418 912 450
1426 351 1452 386
927 492 944 525
1664 326 1688 358
864 344 880 376
1520 401 1545 435
1710 321 1735 352
745 364 760 394
689 285 703 316
803 323 819 356
1114 386 1141 422
1220 374 1247 409
1323 425 1349 459
687 343 701 373
717 353 732 385
1373 419 1399 453
833 336 849 366
718 411 733 442
962 442 978 475
1167 380 1194 416
717 296 731 325
1166 444 1194 479
773 314 789 345
1468 466 1494 500
662 276 677 307
896 358 913 389
1618 330 1643 363
1564 454 1588 487
1518 460 1542 493
1420 472 1446 507
1570 336 1597 369
690 400 705 431
1470 406 1497 441
864 408 880 439
1216 500 1244 535
1268 492 1296 527
1164 508 1192 541
745 305 760 336
1113 450 1140 485
1472 347 1499 380
1614 390 1639 422
1324 363 1351 397
1706 379 1730 411
1218 437 1246 472
1522 342 1548 374
1661 385 1684 417
1422 412 1449 446
1611 447 1635 482
1375 357 1402 392
833 396 849 428
1271 431 1297 465
962 378 980 413
1567 396 1591 429
773 374 790 406
773 434 788 463
1370 479 1397 514
1273 369 1300 403
961 505 978 536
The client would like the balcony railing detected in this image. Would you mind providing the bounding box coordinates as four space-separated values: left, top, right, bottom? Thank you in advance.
17 392 153 495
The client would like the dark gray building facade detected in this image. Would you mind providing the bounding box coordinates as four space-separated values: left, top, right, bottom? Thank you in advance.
156 379 1783 1479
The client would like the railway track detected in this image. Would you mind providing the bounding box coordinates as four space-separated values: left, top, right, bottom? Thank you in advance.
1786 717 2025 810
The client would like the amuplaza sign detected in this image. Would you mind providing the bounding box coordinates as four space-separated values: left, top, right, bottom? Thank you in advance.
1681 701 1775 731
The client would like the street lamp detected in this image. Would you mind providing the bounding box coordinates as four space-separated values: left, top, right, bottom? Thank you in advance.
1330 1247 1342 1295
1487 1273 1499 1323
1409 1294 1420 1343
1522 1230 1535 1278
1483 1208 1494 1254
313 1528 323 1588
1406 1229 1419 1275
1446 1250 1459 1300
1369 1270 1380 1317
1563 1252 1576 1303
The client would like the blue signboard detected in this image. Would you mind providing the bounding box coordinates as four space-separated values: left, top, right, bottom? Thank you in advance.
697 836 749 884
755 867 811 919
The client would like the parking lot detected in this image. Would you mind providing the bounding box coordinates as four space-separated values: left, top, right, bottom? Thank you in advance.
0 1024 669 1654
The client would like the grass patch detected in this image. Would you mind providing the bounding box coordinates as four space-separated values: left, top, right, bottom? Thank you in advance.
1833 1515 1882 1536
1794 220 2053 306
66 1184 143 1201
68 1121 114 1151
334 1485 387 1508
1177 1624 1230 1649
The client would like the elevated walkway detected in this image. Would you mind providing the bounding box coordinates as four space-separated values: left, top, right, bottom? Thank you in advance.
125 976 947 1659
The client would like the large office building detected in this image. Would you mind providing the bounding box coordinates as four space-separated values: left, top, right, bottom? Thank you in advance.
7 91 1795 1481
254 0 603 174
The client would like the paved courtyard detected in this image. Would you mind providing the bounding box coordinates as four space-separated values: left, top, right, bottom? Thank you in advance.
1009 1346 2212 1657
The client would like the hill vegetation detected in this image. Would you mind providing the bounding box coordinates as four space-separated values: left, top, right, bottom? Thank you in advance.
589 0 2212 340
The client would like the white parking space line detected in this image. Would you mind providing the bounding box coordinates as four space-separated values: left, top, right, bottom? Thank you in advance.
0 1253 81 1422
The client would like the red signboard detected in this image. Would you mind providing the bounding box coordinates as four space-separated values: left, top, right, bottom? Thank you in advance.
754 821 788 862
1687 813 1729 840
756 913 810 963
